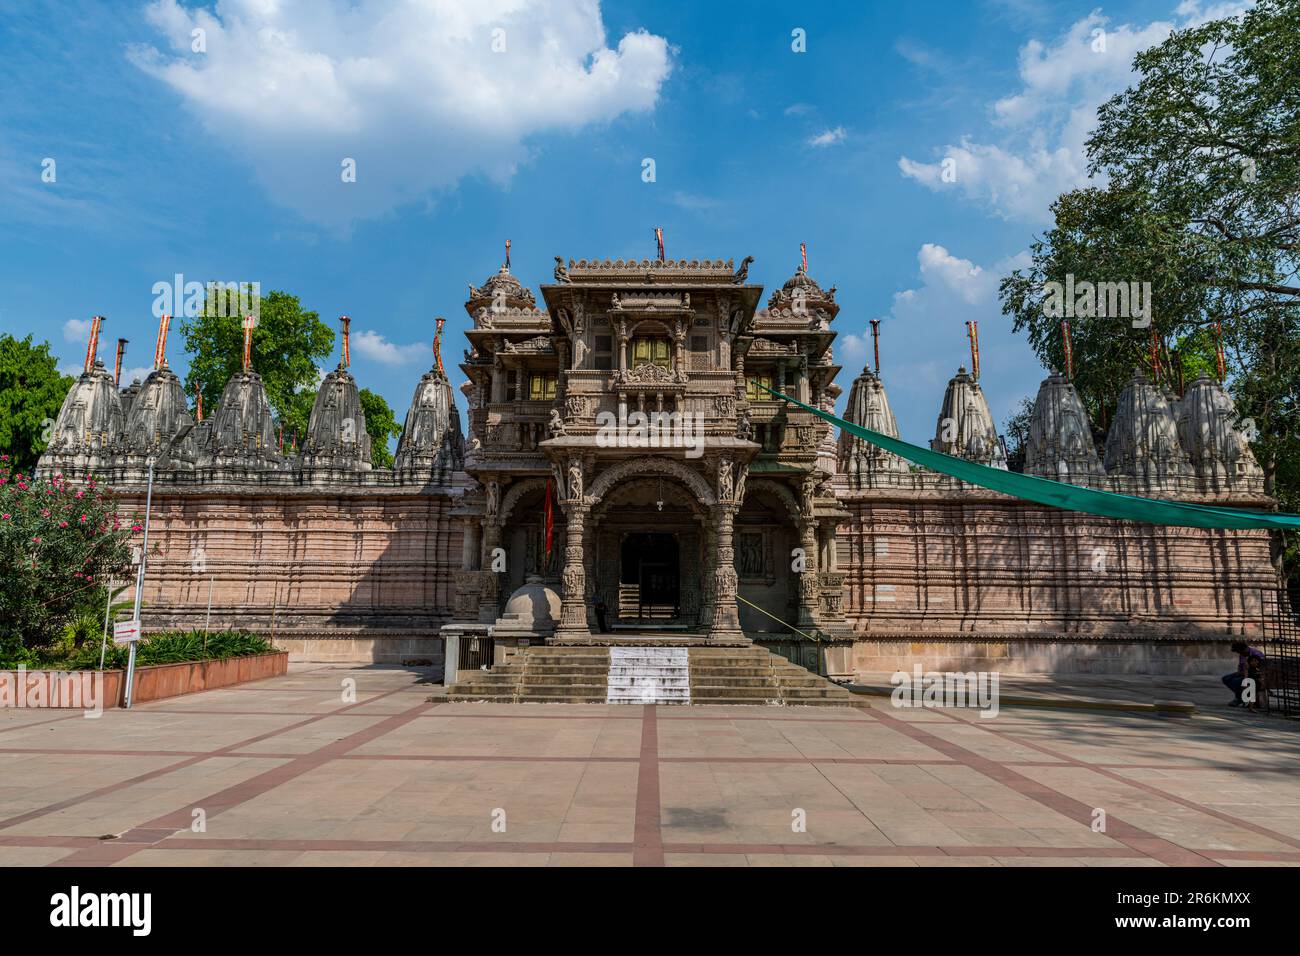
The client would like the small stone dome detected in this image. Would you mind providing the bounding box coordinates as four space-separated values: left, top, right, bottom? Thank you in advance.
492 574 562 638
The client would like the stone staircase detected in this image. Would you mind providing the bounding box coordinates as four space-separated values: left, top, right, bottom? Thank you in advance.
446 644 865 708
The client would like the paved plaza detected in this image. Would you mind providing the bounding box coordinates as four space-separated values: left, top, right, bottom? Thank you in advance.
0 664 1297 867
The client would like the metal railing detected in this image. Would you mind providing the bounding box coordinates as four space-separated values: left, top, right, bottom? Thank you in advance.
461 635 496 671
1261 588 1300 717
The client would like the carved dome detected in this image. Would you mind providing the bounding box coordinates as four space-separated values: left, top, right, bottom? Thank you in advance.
121 364 197 469
299 367 372 471
201 370 282 468
1103 370 1192 481
838 368 907 484
1177 375 1262 483
931 367 1007 469
39 359 123 475
766 264 839 319
466 264 537 312
1023 371 1104 482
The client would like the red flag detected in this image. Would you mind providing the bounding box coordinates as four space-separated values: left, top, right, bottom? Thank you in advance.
800 242 807 272
1061 320 1074 380
505 238 511 270
654 227 664 261
544 478 554 563
340 315 351 368
1214 320 1227 383
869 318 881 373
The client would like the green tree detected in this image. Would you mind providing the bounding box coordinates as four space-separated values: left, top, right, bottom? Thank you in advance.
359 388 401 468
180 289 334 436
0 334 74 472
1000 398 1035 473
1000 0 1299 584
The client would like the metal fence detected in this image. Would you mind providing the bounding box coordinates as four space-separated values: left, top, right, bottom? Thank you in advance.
461 634 496 672
1261 589 1300 717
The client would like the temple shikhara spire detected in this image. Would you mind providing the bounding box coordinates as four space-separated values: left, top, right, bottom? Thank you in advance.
83 316 103 373
153 314 170 368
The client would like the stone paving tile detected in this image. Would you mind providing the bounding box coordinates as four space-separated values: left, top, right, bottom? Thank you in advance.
3 756 293 837
3 664 1297 867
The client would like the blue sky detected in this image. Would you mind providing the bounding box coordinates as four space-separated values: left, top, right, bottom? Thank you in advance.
0 0 1247 448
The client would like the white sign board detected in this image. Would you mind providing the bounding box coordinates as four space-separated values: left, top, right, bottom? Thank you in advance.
113 619 142 646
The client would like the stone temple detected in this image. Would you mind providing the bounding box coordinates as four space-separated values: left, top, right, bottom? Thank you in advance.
39 253 1276 683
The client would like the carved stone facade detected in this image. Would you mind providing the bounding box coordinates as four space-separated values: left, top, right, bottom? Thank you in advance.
37 251 1280 672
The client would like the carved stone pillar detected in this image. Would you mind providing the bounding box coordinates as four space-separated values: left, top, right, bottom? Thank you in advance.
708 504 746 644
478 521 503 623
797 520 819 629
461 516 482 571
555 502 593 642
698 519 715 628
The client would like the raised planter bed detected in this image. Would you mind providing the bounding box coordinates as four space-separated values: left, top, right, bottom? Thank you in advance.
0 651 289 710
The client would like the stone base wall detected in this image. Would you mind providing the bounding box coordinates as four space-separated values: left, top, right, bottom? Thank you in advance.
849 638 1235 678
837 494 1277 642
120 487 463 665
276 636 445 664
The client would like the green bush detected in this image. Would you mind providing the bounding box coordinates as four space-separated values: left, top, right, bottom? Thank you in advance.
32 629 277 671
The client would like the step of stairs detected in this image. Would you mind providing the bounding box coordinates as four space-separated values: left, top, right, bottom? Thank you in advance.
448 642 865 708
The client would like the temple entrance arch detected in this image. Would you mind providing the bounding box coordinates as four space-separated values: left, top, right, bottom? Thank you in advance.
735 481 803 635
588 470 710 629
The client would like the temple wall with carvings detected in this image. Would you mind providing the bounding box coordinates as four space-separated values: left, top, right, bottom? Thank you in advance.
116 488 463 663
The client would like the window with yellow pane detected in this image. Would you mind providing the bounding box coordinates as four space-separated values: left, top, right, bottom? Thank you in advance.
630 335 672 371
528 371 557 401
745 372 774 401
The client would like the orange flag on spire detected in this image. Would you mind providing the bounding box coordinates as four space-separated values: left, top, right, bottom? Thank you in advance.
114 337 127 386
800 242 808 272
242 314 255 372
869 318 881 373
154 314 171 368
505 238 511 270
83 316 103 374
434 317 446 375
1062 320 1074 380
340 315 351 369
654 227 664 261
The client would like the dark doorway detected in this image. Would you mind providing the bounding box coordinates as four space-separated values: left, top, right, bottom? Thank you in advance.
619 533 680 621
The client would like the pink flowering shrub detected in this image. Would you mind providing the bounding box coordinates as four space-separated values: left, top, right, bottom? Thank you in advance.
0 459 135 663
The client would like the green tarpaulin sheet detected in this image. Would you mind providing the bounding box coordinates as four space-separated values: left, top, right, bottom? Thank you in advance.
756 383 1300 531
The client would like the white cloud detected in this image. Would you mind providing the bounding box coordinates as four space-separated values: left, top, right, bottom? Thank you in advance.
862 244 1038 442
130 0 673 228
807 126 846 148
119 366 155 386
897 2 1252 222
62 318 92 343
351 329 427 365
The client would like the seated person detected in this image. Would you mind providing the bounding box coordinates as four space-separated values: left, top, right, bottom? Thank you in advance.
1222 641 1266 708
